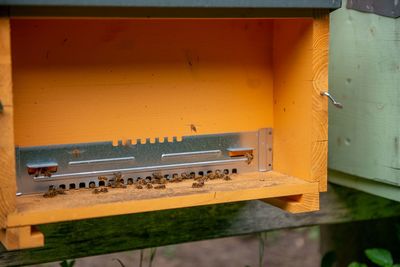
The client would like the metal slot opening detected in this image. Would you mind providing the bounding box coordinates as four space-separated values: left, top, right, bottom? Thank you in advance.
69 183 76 189
27 164 58 177
89 181 96 188
79 182 86 188
227 148 254 157
59 184 66 189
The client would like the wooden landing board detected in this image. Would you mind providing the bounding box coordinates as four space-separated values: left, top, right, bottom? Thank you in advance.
7 171 318 227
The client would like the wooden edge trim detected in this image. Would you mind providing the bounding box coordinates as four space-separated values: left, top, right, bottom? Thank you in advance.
261 192 320 213
0 226 44 250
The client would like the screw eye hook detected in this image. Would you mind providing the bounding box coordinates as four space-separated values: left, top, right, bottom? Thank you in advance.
320 91 343 109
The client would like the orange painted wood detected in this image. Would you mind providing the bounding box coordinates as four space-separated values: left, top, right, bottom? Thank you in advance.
0 225 44 251
262 192 320 213
7 171 319 228
0 17 329 249
0 18 17 229
311 10 329 191
11 19 274 147
272 19 314 183
272 16 329 191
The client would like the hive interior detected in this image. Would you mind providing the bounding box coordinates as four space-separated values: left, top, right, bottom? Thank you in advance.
11 18 315 183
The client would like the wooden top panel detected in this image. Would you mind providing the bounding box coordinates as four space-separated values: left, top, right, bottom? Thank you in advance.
0 0 341 9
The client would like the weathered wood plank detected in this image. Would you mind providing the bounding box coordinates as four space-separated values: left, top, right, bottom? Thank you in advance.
1 183 400 266
329 0 400 189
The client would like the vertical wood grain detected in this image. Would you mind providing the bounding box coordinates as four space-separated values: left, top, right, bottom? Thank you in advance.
312 10 329 191
0 17 16 228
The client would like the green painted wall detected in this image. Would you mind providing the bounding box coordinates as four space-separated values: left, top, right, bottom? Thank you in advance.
329 0 400 200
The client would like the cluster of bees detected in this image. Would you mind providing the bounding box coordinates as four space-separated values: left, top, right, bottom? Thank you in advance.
191 169 231 188
43 185 66 198
43 169 233 198
129 170 232 190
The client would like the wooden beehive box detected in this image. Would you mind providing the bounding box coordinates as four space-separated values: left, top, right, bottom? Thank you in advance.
0 1 339 250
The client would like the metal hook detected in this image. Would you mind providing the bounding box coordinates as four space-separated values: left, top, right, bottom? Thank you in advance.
320 91 343 109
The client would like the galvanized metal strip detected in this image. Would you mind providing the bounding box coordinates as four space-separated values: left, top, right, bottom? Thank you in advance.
16 128 272 194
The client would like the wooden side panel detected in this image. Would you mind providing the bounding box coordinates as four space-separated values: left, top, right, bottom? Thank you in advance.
11 19 274 147
311 10 329 191
272 19 314 184
0 18 16 228
272 17 328 191
329 1 400 188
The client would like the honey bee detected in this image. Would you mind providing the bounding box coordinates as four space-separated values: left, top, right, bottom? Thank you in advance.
192 180 205 188
43 186 65 198
135 184 143 189
154 184 166 189
93 187 108 194
138 179 146 185
194 172 204 180
190 124 197 133
98 176 108 181
159 177 167 184
245 152 254 164
42 168 53 178
215 170 224 179
71 148 81 158
43 190 57 198
152 172 163 180
100 187 108 193
109 172 127 188
170 174 182 183
56 188 66 195
181 172 191 180
206 172 215 180
146 183 153 189
223 175 232 181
